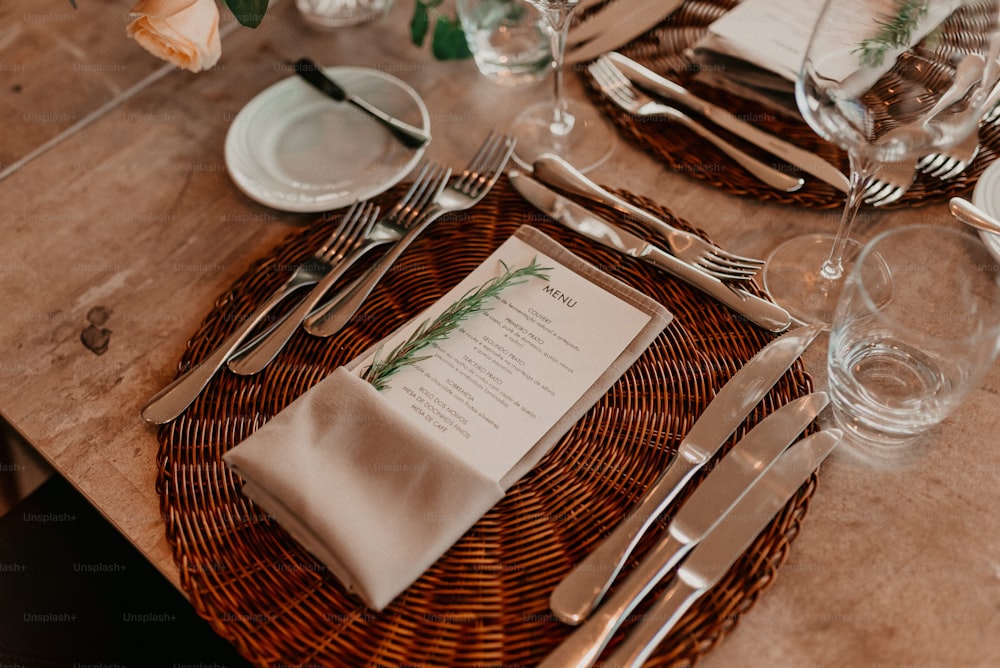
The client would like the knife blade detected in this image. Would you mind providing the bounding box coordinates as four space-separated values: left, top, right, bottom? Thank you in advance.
548 322 821 625
539 420 838 668
605 52 850 193
566 0 684 64
293 58 431 150
508 170 792 332
605 428 842 668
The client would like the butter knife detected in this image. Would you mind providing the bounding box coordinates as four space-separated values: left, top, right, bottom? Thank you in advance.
604 428 842 668
508 171 792 332
566 0 684 65
537 400 832 668
294 58 431 150
549 323 821 624
605 52 850 193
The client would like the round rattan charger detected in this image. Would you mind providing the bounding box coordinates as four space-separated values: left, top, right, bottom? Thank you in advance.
585 0 1000 209
155 177 815 666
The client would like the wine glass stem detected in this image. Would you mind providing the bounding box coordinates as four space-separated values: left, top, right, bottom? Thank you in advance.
541 4 576 137
821 152 876 281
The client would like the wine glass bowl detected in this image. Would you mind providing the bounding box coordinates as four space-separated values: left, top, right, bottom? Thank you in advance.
508 0 616 172
763 0 1000 327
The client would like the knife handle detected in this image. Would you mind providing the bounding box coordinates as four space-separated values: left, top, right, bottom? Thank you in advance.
640 245 791 332
533 154 736 253
538 533 692 668
603 578 704 668
550 457 699 624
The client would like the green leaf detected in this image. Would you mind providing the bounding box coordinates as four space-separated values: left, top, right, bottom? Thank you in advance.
430 15 472 60
224 0 270 28
411 0 431 47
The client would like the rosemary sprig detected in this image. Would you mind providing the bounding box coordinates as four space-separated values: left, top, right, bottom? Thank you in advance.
855 0 929 67
361 258 552 391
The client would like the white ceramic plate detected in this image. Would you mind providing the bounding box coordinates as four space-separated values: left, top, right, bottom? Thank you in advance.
973 158 1000 262
225 66 430 212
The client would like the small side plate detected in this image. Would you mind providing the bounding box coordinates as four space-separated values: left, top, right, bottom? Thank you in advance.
973 159 1000 261
225 66 430 213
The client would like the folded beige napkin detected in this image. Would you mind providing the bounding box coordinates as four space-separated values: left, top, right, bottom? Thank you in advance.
224 226 672 610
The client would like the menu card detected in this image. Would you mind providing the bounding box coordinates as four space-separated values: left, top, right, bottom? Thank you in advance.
354 231 655 482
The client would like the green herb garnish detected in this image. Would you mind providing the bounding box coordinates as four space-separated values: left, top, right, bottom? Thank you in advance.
855 0 929 67
361 258 551 391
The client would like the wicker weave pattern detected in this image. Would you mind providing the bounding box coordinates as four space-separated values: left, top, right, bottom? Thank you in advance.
587 0 1000 209
156 178 814 666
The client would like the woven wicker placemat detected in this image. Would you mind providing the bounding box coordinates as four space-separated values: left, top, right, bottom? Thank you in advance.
586 0 1000 209
155 177 815 666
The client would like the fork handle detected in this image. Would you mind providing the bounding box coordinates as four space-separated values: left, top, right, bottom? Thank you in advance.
227 240 387 375
304 211 441 338
140 284 302 424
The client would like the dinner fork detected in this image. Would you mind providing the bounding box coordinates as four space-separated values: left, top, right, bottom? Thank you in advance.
303 130 516 338
917 80 1000 180
533 153 765 283
587 56 804 193
862 157 916 206
917 128 981 180
226 162 451 376
140 201 381 425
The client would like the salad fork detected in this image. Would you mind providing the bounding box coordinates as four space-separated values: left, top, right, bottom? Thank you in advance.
587 56 804 193
303 130 516 338
226 163 451 375
140 200 382 425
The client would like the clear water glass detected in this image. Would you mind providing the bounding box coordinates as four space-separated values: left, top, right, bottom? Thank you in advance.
828 224 1000 452
457 0 550 86
763 0 1000 327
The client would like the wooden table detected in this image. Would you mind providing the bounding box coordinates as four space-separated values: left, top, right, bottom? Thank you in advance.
3 0 999 664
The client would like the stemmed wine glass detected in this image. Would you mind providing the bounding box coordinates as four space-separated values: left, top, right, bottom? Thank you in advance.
762 0 1000 327
509 0 616 172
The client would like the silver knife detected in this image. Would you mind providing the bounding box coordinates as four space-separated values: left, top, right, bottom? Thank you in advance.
605 52 850 193
508 171 792 332
548 323 822 625
294 58 431 150
604 428 842 668
566 0 684 65
538 414 836 668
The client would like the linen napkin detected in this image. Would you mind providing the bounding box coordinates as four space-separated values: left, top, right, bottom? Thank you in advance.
689 0 956 114
224 225 672 610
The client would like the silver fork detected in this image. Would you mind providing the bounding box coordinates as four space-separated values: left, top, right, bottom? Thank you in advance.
862 157 916 206
588 56 804 194
303 130 516 338
533 153 765 283
917 81 1000 180
917 128 981 180
140 201 381 425
227 162 450 376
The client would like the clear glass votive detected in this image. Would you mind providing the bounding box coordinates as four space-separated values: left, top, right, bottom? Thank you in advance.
456 0 550 86
827 224 1000 452
296 0 389 28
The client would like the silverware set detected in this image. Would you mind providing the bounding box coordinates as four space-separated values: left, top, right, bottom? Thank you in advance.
593 51 1000 206
141 131 515 424
538 326 841 667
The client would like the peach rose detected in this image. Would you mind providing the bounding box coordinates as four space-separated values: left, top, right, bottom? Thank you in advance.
127 0 222 73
